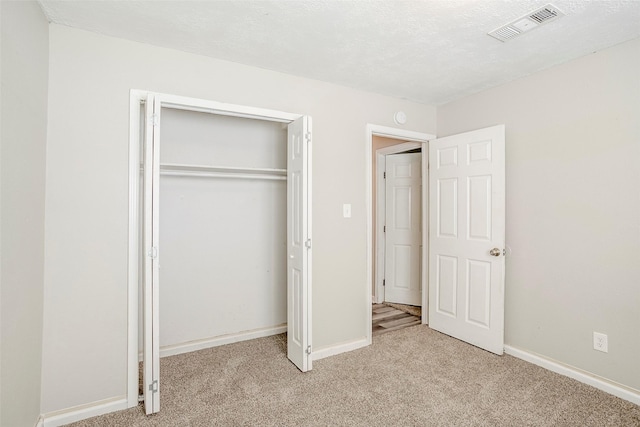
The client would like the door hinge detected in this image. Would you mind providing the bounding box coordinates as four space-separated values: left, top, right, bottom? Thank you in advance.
147 247 158 259
305 132 311 143
383 172 386 179
306 345 312 355
383 225 386 233
383 279 386 287
151 114 159 126
149 380 158 393
305 239 312 249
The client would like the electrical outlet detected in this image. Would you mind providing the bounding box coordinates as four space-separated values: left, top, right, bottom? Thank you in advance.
593 332 608 353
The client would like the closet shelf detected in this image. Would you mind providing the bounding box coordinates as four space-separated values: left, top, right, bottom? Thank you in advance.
159 163 287 181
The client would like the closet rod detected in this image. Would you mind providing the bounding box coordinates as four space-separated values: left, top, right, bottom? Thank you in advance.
159 170 286 181
161 163 285 174
140 163 287 180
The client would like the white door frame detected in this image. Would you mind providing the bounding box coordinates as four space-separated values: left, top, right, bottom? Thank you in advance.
375 142 422 305
126 90 310 408
365 124 435 345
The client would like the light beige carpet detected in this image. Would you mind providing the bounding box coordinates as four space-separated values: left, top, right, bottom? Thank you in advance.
70 326 639 426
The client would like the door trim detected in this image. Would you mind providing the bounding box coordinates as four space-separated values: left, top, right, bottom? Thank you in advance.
365 124 435 346
127 90 308 409
127 91 142 408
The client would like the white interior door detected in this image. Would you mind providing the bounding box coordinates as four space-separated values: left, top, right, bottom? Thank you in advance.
287 116 312 372
428 125 505 355
143 94 160 414
384 153 422 306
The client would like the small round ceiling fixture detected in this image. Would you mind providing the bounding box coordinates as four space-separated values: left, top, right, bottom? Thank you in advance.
394 111 407 125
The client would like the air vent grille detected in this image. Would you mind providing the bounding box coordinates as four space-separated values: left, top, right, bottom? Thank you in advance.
488 4 564 42
491 26 521 41
529 7 559 23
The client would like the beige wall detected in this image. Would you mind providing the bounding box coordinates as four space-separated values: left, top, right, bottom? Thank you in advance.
41 24 436 413
438 37 640 392
0 1 49 426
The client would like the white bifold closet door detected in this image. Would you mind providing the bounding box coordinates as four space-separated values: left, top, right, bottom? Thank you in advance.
286 116 312 372
141 92 312 415
143 94 161 415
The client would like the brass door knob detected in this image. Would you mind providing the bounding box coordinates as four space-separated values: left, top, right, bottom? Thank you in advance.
489 248 502 257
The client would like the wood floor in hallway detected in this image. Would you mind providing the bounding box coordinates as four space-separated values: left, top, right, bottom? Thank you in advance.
372 303 421 336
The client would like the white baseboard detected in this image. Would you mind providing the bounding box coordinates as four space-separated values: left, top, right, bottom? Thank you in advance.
159 324 287 358
312 337 369 361
504 345 640 405
35 416 44 427
42 397 128 427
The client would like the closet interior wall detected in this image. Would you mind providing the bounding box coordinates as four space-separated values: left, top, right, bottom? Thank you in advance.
146 108 288 353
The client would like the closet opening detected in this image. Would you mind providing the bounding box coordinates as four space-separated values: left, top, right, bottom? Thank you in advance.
128 91 312 415
153 108 288 356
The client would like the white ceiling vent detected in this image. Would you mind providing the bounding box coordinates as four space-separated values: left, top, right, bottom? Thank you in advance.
488 4 564 42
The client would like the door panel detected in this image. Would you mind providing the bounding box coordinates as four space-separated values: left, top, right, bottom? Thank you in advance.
436 254 457 316
468 176 491 240
384 153 422 306
428 125 505 355
437 178 458 237
143 94 161 414
466 259 491 327
287 116 312 372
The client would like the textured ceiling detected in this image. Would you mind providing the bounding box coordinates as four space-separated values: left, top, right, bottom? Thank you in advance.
38 0 640 105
